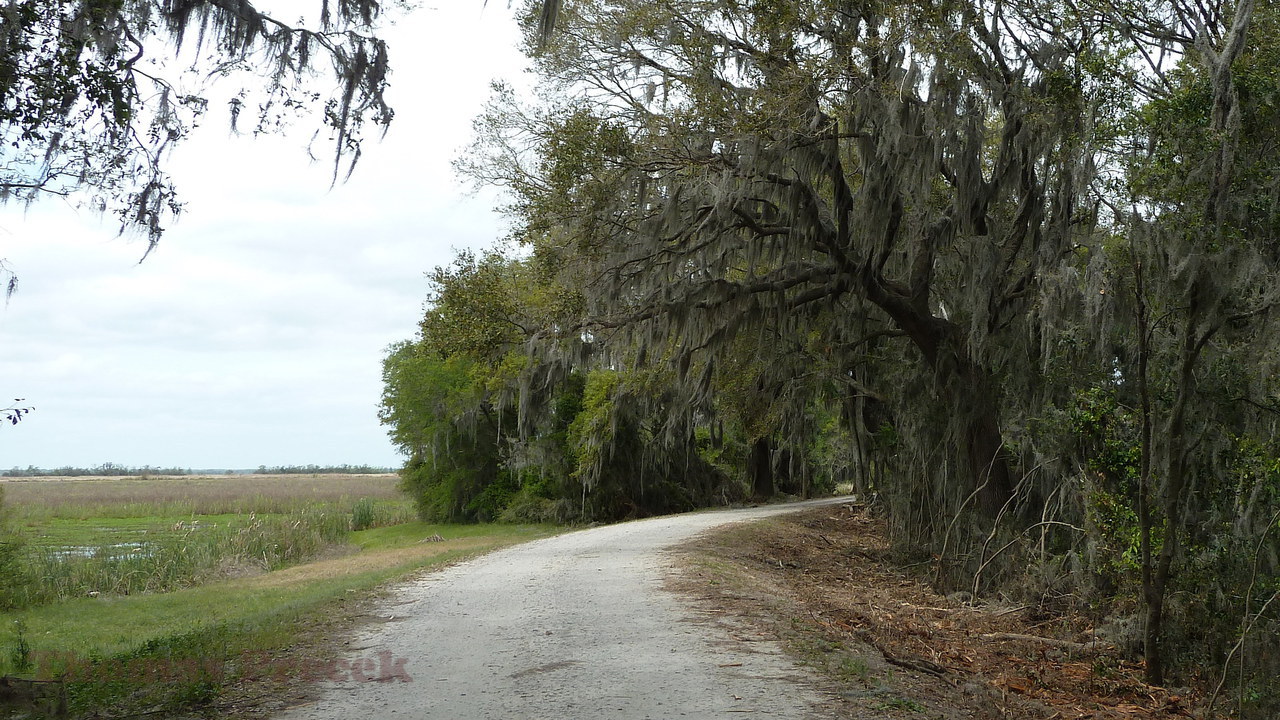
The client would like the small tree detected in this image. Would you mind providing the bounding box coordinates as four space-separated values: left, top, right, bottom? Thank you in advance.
2 399 32 426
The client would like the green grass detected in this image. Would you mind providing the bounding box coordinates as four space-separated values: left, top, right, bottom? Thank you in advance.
350 519 538 549
18 513 250 548
874 697 926 713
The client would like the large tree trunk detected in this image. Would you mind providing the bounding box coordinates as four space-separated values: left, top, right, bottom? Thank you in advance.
863 278 1016 516
965 400 1016 516
749 437 774 499
960 365 1016 517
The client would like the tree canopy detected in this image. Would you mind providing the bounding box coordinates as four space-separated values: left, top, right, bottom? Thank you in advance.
0 0 392 247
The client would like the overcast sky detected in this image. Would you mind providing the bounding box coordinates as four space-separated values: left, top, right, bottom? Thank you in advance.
0 3 529 470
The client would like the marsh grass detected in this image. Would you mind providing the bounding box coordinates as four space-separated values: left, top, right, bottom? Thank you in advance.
11 510 347 607
1 475 416 610
350 497 377 531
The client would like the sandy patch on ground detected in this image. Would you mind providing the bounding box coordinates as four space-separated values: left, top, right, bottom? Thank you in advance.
230 538 503 590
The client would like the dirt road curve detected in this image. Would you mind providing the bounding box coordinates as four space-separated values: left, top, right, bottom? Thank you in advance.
275 497 853 719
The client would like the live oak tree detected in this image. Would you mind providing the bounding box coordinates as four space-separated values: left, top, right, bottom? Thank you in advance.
469 0 1119 540
0 0 392 247
379 251 541 521
445 0 1280 701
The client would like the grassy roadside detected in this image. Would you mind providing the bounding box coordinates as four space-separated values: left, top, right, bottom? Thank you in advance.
1 521 558 719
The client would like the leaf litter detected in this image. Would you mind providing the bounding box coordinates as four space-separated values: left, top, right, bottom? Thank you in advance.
670 504 1209 720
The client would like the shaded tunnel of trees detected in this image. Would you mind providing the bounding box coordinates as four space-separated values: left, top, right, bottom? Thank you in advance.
378 0 1280 707
8 0 1268 712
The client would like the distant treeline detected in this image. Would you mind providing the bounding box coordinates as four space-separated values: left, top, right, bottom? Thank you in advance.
3 463 192 477
253 465 394 475
2 464 395 478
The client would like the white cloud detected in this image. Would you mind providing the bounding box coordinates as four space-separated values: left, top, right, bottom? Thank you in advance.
0 2 528 470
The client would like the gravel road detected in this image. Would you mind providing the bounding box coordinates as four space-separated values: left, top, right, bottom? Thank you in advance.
275 497 852 719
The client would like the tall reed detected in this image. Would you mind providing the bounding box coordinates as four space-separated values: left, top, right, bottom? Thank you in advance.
8 501 413 609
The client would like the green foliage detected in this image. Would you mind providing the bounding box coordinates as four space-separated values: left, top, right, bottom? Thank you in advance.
8 620 32 673
1086 487 1143 576
694 425 746 484
806 409 857 494
383 244 742 523
566 370 622 488
1069 387 1141 491
381 343 508 522
465 471 520 523
421 251 530 362
539 110 632 208
559 367 745 518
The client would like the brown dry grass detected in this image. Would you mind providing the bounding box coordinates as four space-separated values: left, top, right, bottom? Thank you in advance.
0 473 402 515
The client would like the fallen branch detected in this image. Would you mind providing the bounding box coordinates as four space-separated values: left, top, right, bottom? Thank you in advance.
880 650 948 677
